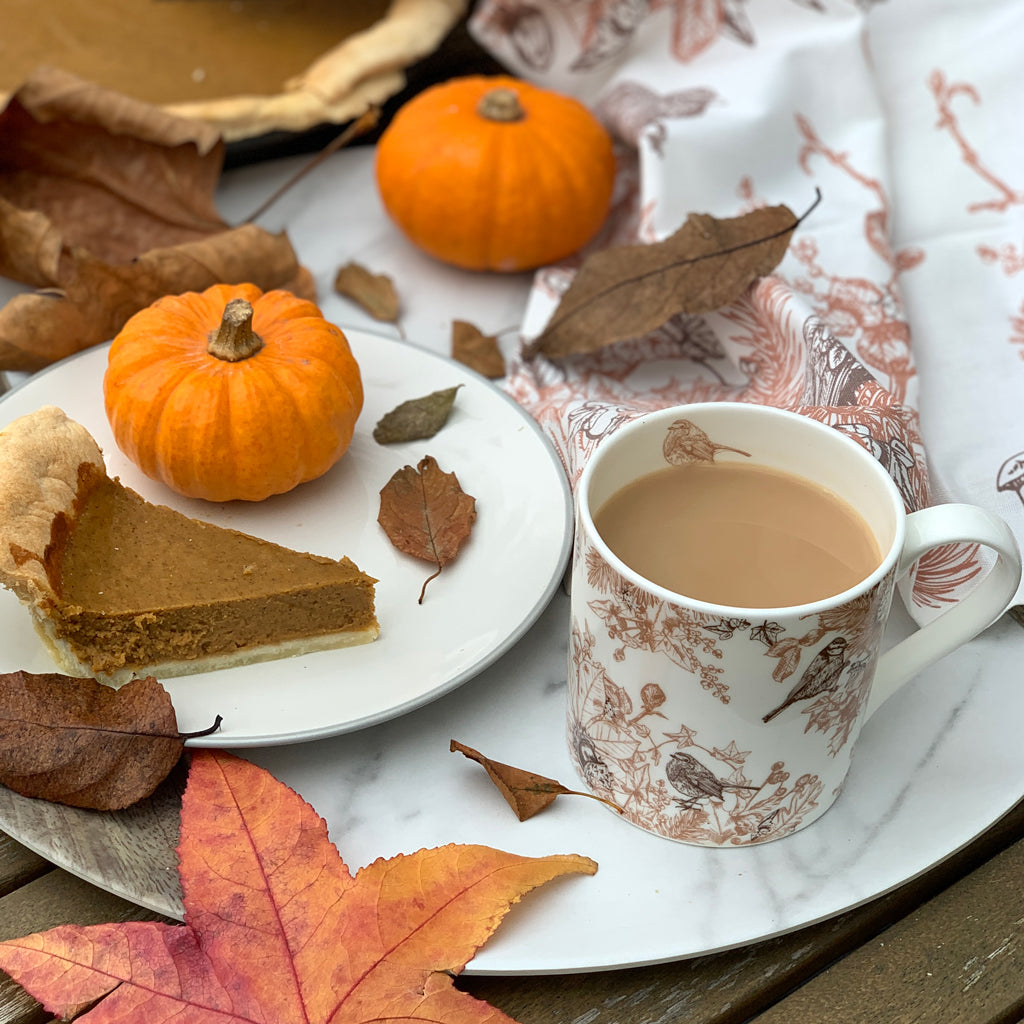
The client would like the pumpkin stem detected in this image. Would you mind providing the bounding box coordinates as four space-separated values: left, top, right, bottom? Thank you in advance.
477 87 525 123
208 299 264 362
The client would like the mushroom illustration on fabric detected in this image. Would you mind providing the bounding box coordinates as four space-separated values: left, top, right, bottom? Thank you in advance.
594 81 718 155
997 451 1024 509
762 636 849 722
662 419 752 465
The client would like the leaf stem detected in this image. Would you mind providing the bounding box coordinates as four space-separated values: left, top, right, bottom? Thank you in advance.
565 788 626 814
418 566 441 604
242 106 380 224
180 715 223 739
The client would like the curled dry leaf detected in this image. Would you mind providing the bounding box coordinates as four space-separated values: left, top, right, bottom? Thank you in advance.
373 385 462 444
0 66 314 372
0 671 220 810
526 191 822 359
451 319 506 379
0 749 597 1024
333 260 401 323
451 739 624 821
378 455 476 602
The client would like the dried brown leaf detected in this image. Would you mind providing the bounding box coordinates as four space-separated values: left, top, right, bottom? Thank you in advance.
378 456 476 602
373 386 461 445
0 671 219 810
0 225 313 371
526 194 820 359
0 68 225 275
334 261 400 323
450 740 623 821
451 319 505 379
0 67 314 371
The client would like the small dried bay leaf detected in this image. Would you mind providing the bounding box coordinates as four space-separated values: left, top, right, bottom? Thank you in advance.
451 319 505 379
0 671 219 810
527 193 820 359
378 455 476 602
373 385 461 444
450 739 623 821
333 260 401 322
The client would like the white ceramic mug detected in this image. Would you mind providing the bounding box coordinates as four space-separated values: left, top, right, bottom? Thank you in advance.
567 403 1021 846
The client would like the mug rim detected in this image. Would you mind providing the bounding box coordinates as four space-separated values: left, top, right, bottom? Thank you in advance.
577 402 908 617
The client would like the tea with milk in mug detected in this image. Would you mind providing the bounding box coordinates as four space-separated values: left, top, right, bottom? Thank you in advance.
592 461 881 608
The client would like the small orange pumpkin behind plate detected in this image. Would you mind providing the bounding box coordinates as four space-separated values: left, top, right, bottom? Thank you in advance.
103 283 363 503
375 75 616 273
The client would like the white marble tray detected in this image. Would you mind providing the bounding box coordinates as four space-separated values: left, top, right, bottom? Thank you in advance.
2 593 1022 975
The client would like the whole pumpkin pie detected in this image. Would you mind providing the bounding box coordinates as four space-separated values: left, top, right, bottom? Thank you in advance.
0 406 378 685
0 0 467 142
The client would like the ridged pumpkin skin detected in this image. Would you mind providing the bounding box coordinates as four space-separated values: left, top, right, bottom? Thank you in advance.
103 283 363 502
375 75 616 272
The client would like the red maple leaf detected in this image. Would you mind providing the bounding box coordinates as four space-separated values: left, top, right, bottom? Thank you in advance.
0 749 596 1022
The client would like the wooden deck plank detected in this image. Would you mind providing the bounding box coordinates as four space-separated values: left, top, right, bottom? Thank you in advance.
0 836 48 900
0 864 173 1024
746 835 1024 1024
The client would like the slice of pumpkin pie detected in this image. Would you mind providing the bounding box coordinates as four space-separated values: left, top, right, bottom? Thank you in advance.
0 406 378 686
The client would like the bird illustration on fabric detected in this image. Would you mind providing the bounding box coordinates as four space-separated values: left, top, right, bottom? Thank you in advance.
662 418 751 465
762 636 849 722
665 751 759 808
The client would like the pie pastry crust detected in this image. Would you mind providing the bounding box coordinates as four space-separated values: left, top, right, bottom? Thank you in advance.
0 406 379 685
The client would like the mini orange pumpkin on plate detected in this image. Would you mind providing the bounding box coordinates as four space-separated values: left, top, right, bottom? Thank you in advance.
375 75 616 273
103 283 363 502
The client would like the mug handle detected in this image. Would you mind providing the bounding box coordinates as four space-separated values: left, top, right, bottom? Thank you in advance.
866 503 1022 718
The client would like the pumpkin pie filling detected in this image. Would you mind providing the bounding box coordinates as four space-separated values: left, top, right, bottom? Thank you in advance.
0 406 379 684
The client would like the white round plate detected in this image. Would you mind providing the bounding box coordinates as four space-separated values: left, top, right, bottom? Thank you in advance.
0 331 572 746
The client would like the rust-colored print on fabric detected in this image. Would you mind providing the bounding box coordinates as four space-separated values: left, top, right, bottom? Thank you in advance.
930 69 1024 374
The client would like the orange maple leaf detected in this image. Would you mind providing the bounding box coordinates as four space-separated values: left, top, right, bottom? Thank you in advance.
0 749 597 1022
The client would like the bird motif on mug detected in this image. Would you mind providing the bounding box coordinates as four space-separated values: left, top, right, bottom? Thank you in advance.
665 752 759 808
666 752 725 805
762 636 849 723
662 418 751 465
572 727 617 792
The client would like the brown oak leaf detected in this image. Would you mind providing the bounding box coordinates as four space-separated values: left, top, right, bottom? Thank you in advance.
0 66 314 371
334 260 401 323
451 740 623 821
378 455 476 602
0 749 597 1023
0 671 219 810
526 192 821 359
451 319 506 379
